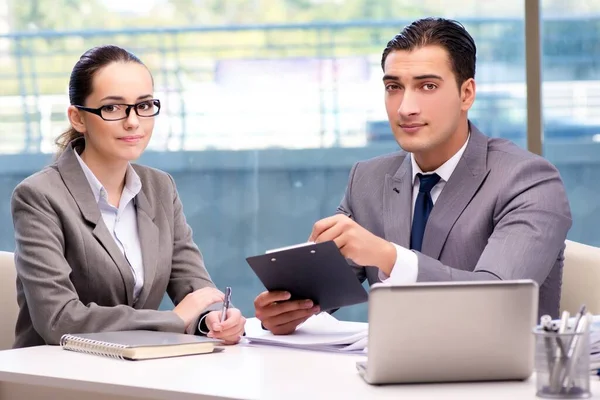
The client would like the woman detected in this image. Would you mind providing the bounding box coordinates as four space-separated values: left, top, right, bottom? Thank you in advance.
11 45 245 348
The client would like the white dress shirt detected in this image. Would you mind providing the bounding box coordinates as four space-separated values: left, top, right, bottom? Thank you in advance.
379 135 470 284
74 151 145 302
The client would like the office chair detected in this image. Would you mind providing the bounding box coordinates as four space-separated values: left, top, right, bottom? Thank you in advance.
0 251 17 350
561 240 600 315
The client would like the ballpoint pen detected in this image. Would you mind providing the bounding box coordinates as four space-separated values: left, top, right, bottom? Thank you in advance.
540 315 556 372
549 310 570 392
220 287 232 323
561 312 591 389
563 304 587 367
557 310 570 352
569 304 586 334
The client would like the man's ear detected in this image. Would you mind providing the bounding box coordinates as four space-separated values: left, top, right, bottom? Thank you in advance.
67 106 86 134
460 78 476 112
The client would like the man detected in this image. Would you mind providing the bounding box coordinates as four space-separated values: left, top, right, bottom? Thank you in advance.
254 17 572 334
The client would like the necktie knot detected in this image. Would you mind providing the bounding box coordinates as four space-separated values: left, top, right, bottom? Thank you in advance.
417 173 441 194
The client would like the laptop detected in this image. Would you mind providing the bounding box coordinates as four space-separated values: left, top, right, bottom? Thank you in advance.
357 280 539 385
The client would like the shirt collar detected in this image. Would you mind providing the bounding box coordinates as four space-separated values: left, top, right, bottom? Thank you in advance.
74 150 142 204
410 133 470 184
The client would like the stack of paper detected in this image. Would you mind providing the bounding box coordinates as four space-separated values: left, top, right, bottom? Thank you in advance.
589 316 600 373
244 313 368 354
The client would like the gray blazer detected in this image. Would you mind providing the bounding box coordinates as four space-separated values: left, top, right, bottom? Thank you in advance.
338 125 572 318
11 139 219 348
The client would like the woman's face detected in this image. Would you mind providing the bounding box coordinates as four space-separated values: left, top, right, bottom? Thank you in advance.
69 61 156 164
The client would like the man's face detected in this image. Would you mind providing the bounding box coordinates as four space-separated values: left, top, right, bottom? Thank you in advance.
383 45 475 169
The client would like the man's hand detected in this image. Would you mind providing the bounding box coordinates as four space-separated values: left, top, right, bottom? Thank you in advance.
205 308 246 345
254 291 320 335
309 214 396 275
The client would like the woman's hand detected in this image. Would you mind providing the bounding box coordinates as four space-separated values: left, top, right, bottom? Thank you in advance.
173 287 224 330
205 308 246 344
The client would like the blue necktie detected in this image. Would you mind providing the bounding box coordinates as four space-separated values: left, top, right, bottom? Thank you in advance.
410 173 441 252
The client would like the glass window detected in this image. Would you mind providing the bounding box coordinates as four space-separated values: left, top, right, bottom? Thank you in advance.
1 2 527 322
541 4 600 247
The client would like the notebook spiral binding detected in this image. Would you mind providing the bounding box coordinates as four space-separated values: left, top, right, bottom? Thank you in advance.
59 334 128 360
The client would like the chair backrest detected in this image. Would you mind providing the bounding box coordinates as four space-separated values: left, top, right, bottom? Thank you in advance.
0 251 17 350
561 240 600 315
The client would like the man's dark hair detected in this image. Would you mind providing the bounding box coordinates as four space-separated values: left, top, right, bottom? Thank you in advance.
381 17 476 88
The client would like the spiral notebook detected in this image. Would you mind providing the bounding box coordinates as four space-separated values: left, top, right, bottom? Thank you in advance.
59 330 220 360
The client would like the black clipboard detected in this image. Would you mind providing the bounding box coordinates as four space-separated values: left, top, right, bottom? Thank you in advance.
245 241 368 312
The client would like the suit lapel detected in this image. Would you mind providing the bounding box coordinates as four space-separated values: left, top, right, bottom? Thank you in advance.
383 155 413 249
421 126 491 259
57 139 136 305
133 187 159 308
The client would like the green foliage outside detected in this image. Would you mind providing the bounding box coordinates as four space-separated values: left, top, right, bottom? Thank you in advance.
2 0 600 96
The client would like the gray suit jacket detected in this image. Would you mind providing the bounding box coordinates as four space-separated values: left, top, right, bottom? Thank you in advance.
338 125 572 318
11 139 219 348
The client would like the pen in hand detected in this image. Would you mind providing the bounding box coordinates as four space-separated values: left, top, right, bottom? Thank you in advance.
220 287 232 323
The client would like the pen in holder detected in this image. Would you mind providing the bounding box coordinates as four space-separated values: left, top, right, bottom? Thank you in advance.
533 313 592 399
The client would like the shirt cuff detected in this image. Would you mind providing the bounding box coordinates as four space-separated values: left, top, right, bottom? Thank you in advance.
377 243 419 284
197 313 210 335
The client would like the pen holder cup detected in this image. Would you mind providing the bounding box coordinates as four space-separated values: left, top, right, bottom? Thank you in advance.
533 327 591 399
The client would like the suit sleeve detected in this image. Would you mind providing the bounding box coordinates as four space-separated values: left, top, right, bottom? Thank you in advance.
165 174 223 326
11 181 187 345
415 157 572 284
336 162 367 284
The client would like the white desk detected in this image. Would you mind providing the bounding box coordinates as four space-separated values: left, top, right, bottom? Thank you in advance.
0 343 598 400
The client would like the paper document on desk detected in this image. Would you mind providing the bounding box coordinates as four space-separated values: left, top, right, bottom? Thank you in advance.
588 315 600 371
244 313 368 354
